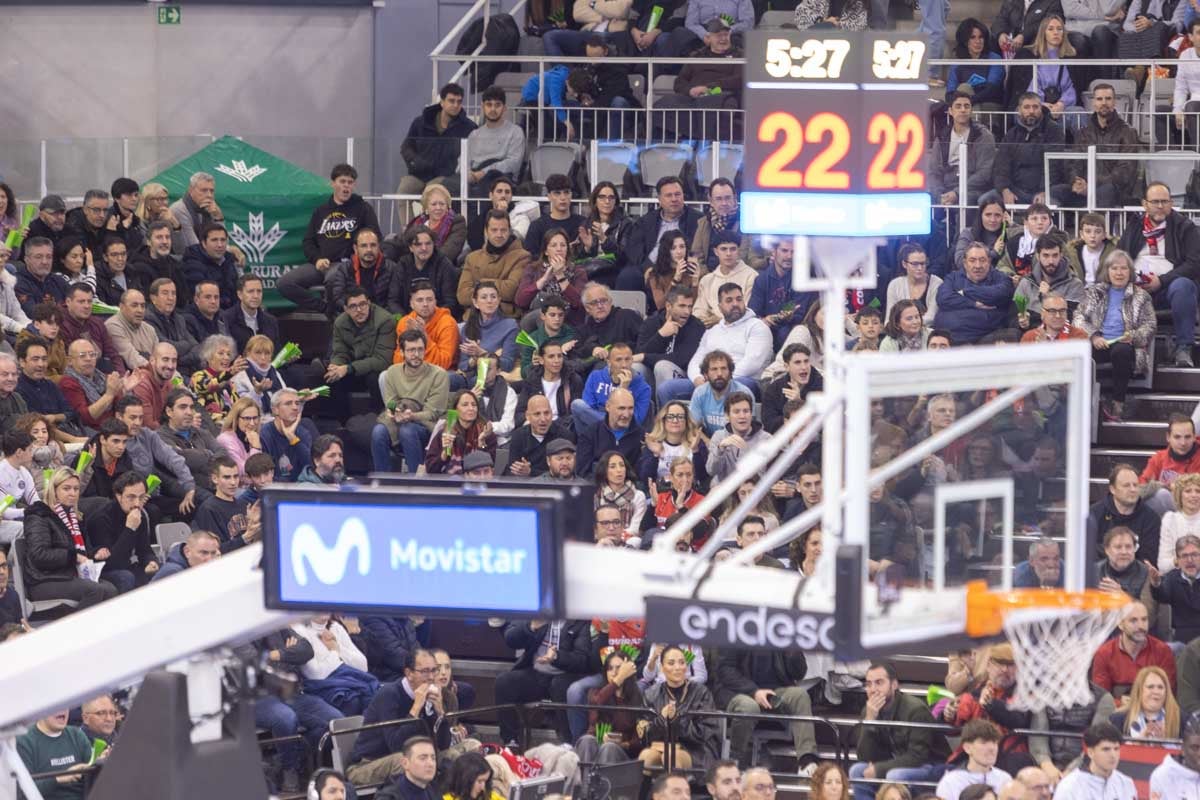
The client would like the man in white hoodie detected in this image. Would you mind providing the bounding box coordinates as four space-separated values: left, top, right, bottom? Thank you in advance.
1150 712 1200 798
1052 722 1136 799
685 283 773 397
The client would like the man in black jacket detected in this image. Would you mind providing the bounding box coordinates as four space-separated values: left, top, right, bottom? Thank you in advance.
327 229 395 312
280 163 381 313
714 649 818 771
619 177 702 291
849 662 951 799
81 471 160 593
134 221 189 302
576 283 644 371
506 395 575 477
396 83 477 200
181 223 238 309
146 278 201 374
1087 463 1161 566
994 93 1066 206
638 285 704 398
184 281 230 345
494 619 592 743
219 274 280 353
1117 182 1200 367
19 195 67 261
761 344 823 435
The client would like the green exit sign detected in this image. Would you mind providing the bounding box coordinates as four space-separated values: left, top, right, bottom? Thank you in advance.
157 5 181 25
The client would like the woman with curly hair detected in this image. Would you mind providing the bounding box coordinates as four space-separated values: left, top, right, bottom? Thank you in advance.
190 334 245 422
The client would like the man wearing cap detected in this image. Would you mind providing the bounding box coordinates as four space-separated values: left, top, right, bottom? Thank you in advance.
538 438 578 482
20 195 67 260
664 0 753 58
462 450 495 479
943 643 1032 774
658 19 744 116
506 395 574 478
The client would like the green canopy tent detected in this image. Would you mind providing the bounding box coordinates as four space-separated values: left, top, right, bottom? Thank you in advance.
150 136 331 309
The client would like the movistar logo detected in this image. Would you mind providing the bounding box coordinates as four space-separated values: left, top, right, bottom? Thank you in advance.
291 518 371 586
215 159 267 183
230 212 287 264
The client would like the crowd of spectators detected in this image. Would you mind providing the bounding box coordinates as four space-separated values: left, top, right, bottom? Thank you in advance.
10 2 1200 791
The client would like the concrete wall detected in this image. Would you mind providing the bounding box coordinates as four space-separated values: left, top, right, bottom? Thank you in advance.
0 3 374 196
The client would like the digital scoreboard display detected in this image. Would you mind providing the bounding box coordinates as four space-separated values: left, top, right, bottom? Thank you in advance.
740 31 931 238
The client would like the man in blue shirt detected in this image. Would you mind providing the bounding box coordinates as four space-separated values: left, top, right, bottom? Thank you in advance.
571 342 652 431
260 388 312 482
749 238 814 349
688 350 749 436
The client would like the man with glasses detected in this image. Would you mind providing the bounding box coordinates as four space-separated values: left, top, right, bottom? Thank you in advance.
371 330 449 474
326 286 394 423
576 283 643 373
1013 238 1084 333
80 695 121 747
65 189 129 263
14 237 69 318
1118 181 1200 366
594 502 626 546
1150 534 1200 643
59 338 134 429
20 195 67 261
1019 292 1087 343
943 643 1031 775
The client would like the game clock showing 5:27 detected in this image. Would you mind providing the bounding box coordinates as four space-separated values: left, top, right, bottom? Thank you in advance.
739 31 932 238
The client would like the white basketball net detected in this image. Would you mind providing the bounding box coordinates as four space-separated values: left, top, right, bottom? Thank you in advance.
1002 604 1128 711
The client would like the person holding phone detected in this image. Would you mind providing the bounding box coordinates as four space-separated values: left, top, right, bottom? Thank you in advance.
576 651 645 759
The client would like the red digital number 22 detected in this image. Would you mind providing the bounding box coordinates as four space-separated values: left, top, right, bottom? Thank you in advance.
756 111 851 190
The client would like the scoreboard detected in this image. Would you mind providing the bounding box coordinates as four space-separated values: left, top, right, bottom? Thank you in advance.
740 31 932 238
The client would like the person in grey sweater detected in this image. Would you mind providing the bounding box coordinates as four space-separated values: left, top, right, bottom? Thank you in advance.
466 87 526 194
114 395 209 522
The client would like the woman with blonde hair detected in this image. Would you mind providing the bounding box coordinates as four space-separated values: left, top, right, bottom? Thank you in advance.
402 183 466 263
232 334 289 410
216 397 264 479
1110 665 1180 740
1005 15 1090 131
638 401 708 489
136 182 180 229
1160 473 1200 573
874 784 911 800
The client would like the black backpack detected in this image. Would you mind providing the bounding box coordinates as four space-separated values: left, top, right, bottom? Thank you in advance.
455 13 521 92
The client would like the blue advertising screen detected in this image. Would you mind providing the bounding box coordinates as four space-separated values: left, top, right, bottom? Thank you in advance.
263 490 562 617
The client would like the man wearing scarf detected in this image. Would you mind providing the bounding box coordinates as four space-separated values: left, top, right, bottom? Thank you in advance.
326 228 394 311
456 211 530 318
1117 181 1200 367
691 178 763 270
59 338 137 430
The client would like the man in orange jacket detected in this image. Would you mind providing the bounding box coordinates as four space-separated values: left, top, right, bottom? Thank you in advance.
395 278 459 370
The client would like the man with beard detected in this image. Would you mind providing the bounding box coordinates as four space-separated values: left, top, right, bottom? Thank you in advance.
1056 84 1141 209
749 238 810 349
157 388 227 492
850 662 951 799
326 286 394 422
687 283 772 396
684 350 749 436
134 220 188 301
705 761 740 800
942 644 1032 775
537 437 579 483
297 435 345 485
466 86 525 194
638 286 704 401
280 163 382 313
131 342 180 430
1013 237 1084 331
1150 712 1200 797
456 211 528 317
326 228 393 311
994 92 1066 207
1091 601 1174 708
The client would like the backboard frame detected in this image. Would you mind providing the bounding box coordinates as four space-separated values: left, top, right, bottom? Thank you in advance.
839 340 1093 655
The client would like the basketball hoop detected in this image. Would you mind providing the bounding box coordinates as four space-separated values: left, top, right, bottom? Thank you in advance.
965 583 1132 711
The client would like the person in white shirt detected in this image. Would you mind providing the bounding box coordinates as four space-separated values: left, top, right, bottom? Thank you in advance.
686 284 773 397
290 615 376 715
1149 712 1200 798
1175 18 1200 144
1160 473 1200 573
0 429 39 544
1052 722 1136 799
935 719 1013 800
